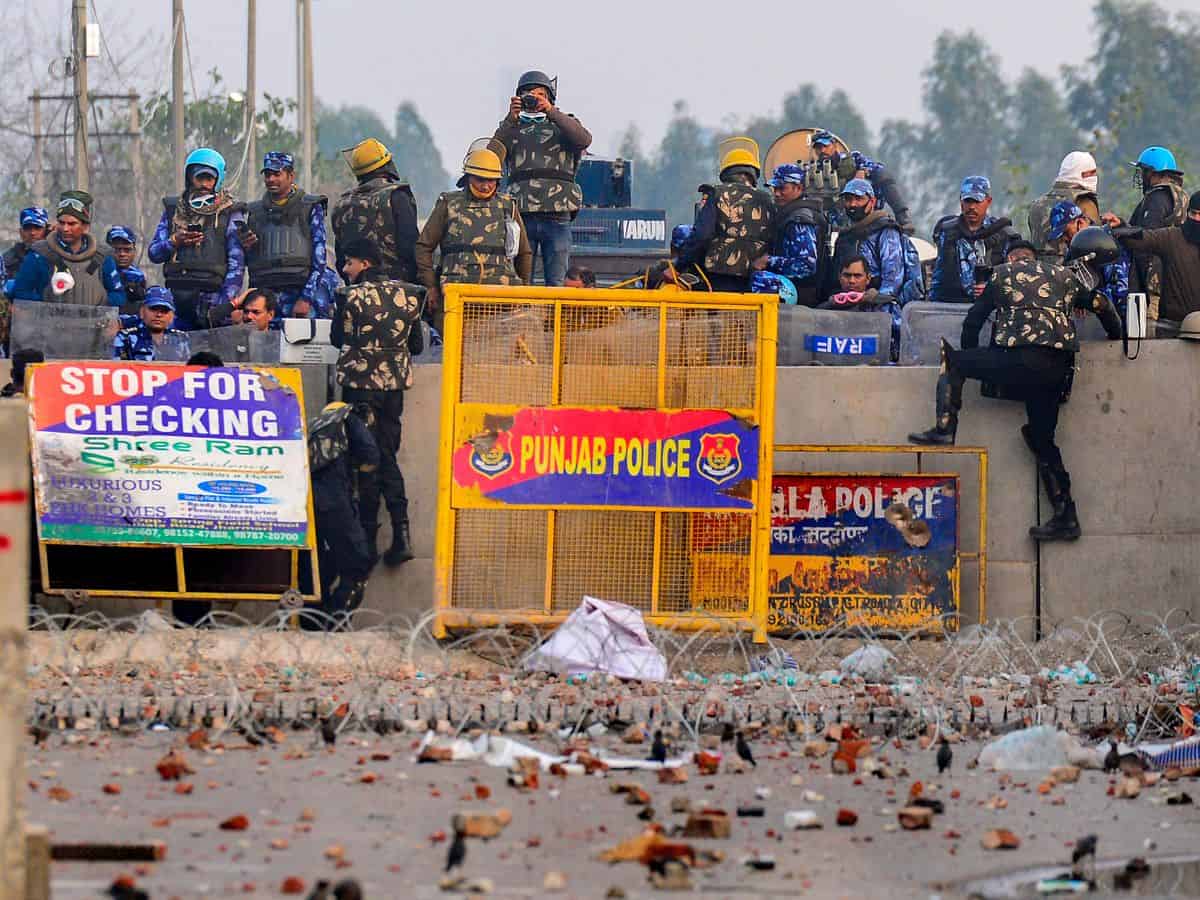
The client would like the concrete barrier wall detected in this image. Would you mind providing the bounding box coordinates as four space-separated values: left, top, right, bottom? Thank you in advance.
52 341 1200 638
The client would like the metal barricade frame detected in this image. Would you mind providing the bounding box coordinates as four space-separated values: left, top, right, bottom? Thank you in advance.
434 285 778 641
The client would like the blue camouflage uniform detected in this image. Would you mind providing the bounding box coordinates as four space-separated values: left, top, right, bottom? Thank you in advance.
106 226 147 306
112 287 191 361
275 201 329 319
811 131 912 228
1046 200 1130 314
751 164 821 301
930 177 1018 302
147 206 246 328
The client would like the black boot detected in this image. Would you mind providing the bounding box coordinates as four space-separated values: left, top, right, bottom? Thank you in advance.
383 513 414 567
909 370 963 445
1029 467 1081 541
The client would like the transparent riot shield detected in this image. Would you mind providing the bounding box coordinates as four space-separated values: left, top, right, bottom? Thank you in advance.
10 301 120 360
185 325 281 365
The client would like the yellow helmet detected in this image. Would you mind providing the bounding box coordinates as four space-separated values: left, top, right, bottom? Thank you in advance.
463 149 502 180
342 138 392 177
718 136 761 175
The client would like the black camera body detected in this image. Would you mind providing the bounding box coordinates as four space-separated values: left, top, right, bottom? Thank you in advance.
520 93 540 112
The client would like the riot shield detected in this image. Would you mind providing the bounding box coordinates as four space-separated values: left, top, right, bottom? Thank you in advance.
186 325 281 365
10 301 120 360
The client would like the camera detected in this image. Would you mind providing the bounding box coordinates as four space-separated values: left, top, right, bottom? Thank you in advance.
186 224 204 234
520 93 540 112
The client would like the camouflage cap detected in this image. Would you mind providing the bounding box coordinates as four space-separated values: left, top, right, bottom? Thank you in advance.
143 286 175 310
840 178 874 198
19 206 49 228
811 129 836 148
960 176 991 201
262 151 295 173
768 164 806 187
1047 200 1085 240
105 225 136 245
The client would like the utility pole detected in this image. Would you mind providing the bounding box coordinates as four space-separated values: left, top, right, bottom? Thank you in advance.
32 91 45 206
299 0 314 189
130 95 145 255
246 0 257 176
172 0 186 190
72 0 89 190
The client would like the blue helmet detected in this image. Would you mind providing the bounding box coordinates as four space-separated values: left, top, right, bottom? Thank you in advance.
19 206 49 228
767 163 806 187
184 147 227 190
1131 146 1181 174
1047 201 1085 241
670 224 693 252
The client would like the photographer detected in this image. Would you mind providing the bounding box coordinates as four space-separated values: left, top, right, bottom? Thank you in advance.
490 71 591 286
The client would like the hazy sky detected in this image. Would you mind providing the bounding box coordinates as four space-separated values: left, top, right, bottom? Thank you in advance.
73 0 1198 170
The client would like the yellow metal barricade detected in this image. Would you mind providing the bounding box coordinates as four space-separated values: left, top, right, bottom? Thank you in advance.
434 285 778 641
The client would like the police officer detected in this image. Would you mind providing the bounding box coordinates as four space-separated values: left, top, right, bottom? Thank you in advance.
811 129 913 230
3 207 50 292
148 148 246 330
415 145 532 309
751 164 827 307
331 138 419 284
929 176 1019 303
113 287 191 361
827 179 906 304
9 191 125 306
241 152 330 320
1107 146 1188 321
675 137 774 293
1045 201 1128 315
490 71 592 286
1027 151 1101 257
105 225 147 310
909 227 1124 541
302 401 380 630
331 238 422 568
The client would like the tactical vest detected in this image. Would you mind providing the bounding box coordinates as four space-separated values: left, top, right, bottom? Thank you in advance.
989 259 1079 353
31 238 112 306
307 404 351 473
1028 184 1099 257
439 190 520 284
703 182 774 278
162 195 234 293
828 211 900 295
930 215 1015 302
772 197 828 306
1132 180 1189 229
504 118 584 215
246 190 326 290
332 178 408 278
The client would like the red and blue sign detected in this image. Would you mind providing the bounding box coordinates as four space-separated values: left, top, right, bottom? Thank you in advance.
452 408 758 508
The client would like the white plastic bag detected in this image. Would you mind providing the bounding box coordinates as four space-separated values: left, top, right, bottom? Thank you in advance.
524 596 667 682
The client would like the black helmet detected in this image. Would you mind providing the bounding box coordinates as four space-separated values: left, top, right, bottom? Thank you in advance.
1065 226 1120 267
516 70 557 103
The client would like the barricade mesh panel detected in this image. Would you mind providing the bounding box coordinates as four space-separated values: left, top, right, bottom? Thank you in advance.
551 510 654 612
560 305 660 407
459 302 553 405
659 512 752 615
665 307 757 409
451 509 547 611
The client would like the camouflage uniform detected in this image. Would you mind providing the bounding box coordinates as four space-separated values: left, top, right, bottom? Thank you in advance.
331 271 423 566
113 322 191 362
910 258 1122 539
414 189 530 288
331 176 418 281
305 403 379 625
1028 184 1100 258
701 183 774 287
1129 178 1188 319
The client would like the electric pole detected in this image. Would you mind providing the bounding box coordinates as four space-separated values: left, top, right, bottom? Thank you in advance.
172 0 186 190
72 0 89 190
299 0 314 189
246 0 257 175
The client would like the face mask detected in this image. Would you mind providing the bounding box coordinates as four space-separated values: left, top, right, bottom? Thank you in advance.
1182 217 1200 245
518 112 547 125
846 207 867 223
469 182 497 200
1079 173 1099 193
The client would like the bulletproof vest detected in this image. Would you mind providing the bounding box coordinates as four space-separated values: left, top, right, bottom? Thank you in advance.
439 190 519 284
504 118 584 214
989 259 1079 353
1132 181 1189 229
162 196 234 292
772 197 829 304
703 182 774 278
246 189 325 289
307 404 351 473
1028 184 1099 256
31 238 111 306
931 215 1014 302
332 178 408 278
828 210 899 287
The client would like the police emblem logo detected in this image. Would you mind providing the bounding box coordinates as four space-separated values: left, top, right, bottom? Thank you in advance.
468 435 513 479
696 433 742 485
